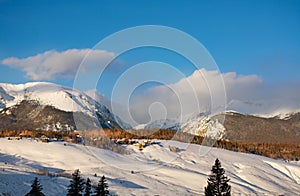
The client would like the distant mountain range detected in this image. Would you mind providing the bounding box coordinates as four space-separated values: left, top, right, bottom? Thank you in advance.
136 100 300 144
226 99 300 119
138 110 300 144
0 82 299 144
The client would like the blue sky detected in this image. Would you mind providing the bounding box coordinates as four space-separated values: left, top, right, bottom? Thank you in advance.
0 0 299 110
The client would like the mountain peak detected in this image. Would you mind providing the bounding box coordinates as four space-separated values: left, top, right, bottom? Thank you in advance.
0 82 127 131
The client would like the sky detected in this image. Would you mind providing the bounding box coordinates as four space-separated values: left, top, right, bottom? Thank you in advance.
0 0 300 125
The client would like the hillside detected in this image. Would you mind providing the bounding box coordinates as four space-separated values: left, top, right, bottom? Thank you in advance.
0 138 300 195
221 112 300 144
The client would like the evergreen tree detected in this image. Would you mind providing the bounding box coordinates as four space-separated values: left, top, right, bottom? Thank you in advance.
95 175 109 196
25 177 45 196
205 158 231 196
84 178 92 196
67 169 85 196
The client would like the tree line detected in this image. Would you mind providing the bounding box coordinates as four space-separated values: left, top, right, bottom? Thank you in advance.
2 129 299 160
25 169 109 196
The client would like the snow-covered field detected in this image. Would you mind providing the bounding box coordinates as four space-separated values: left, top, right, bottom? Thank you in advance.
0 138 300 195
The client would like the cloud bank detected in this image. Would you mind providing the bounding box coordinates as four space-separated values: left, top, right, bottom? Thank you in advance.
1 49 116 80
113 69 299 125
126 69 263 124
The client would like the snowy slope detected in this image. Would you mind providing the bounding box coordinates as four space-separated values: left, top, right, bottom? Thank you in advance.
181 115 226 139
1 138 300 195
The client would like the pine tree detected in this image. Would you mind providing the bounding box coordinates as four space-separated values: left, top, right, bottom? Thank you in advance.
25 177 45 196
95 175 109 196
67 169 85 196
205 158 231 196
84 178 92 196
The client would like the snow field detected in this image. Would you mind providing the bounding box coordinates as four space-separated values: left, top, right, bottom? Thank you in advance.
0 138 300 195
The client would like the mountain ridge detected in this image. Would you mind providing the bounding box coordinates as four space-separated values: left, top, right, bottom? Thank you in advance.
1 81 300 144
0 82 126 131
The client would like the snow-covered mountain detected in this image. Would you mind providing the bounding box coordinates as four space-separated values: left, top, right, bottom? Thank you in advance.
0 82 107 115
133 98 300 142
144 119 181 130
0 82 127 131
136 108 300 145
181 115 225 140
138 113 226 141
180 110 300 144
226 99 300 119
1 138 300 195
1 81 299 134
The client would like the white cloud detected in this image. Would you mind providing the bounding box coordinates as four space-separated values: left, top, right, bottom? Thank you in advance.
125 68 300 125
1 49 116 80
124 69 265 124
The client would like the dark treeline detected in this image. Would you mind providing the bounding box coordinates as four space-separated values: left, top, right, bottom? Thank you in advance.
214 139 300 160
25 169 110 196
0 130 78 142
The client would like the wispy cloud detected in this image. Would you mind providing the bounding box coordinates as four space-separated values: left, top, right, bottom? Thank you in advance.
1 49 116 80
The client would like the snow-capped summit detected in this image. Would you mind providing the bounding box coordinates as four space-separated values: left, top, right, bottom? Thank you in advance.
0 82 126 131
0 82 104 115
226 99 300 119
